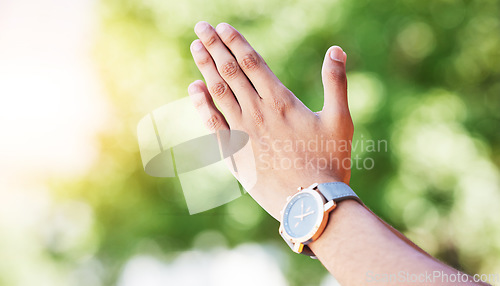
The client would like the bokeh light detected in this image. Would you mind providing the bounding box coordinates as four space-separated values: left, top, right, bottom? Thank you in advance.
1 0 499 285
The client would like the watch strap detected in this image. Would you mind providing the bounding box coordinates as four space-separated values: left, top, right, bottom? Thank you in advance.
282 182 361 258
317 182 362 204
299 182 361 258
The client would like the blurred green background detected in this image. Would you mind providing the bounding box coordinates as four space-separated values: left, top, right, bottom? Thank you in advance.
1 0 499 285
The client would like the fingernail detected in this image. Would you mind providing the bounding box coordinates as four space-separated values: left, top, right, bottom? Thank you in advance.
195 21 209 34
191 40 203 52
216 23 228 35
330 46 345 62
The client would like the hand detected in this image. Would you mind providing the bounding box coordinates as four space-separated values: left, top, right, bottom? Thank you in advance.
188 22 353 219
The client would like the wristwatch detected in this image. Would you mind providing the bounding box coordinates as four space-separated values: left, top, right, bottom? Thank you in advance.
279 182 362 258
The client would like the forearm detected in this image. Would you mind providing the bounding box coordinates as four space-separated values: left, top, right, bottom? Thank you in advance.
187 21 486 286
309 200 481 285
260 174 481 285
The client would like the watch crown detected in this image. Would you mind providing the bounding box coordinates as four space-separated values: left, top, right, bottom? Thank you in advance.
297 187 303 191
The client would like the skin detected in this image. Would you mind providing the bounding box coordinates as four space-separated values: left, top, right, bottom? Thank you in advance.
188 21 486 285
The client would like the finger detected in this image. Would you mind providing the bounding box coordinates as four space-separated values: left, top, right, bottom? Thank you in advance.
215 23 285 98
194 21 261 109
321 46 348 117
191 39 241 123
188 80 230 132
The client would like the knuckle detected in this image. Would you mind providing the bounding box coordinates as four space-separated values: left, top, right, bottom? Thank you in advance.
206 114 221 130
269 96 287 115
192 97 208 109
220 61 238 79
252 110 264 127
224 30 239 45
205 35 217 48
195 56 211 66
328 65 347 83
210 82 228 99
240 52 259 71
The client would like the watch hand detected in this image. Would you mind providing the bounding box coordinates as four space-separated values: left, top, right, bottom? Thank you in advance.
302 210 315 218
300 201 304 221
293 210 315 220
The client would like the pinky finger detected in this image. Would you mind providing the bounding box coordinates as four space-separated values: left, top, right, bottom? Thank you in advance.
188 80 229 132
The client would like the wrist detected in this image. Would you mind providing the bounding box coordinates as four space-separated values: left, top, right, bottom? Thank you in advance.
278 181 362 257
308 199 365 253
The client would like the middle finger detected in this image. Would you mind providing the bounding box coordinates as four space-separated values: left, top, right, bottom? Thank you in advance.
194 21 261 110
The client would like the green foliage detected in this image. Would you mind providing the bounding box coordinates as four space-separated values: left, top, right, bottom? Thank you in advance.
56 0 500 284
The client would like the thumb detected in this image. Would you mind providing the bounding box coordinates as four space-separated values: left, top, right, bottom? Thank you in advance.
321 46 348 117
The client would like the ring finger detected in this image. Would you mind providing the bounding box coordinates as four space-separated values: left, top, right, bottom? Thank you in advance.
191 39 241 124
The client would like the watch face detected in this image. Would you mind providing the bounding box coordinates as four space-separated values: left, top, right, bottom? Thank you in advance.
283 191 323 240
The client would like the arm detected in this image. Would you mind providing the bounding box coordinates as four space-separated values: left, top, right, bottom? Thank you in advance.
187 21 485 285
310 200 479 285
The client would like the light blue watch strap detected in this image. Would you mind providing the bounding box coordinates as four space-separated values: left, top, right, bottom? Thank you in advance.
317 182 362 204
286 182 362 258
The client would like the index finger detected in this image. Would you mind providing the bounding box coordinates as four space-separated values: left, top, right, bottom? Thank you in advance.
214 23 284 98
